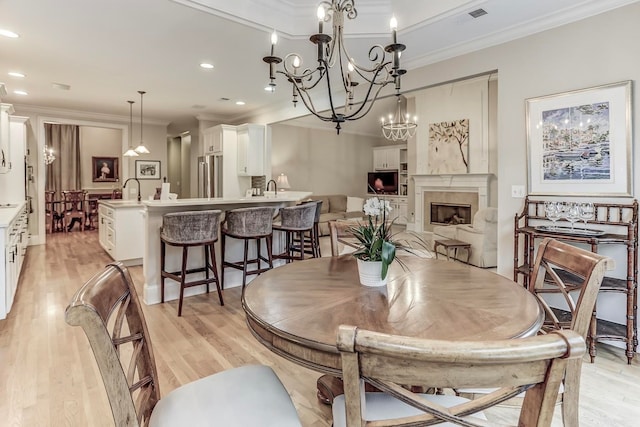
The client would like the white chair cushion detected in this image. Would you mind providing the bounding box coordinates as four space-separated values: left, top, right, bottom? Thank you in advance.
332 392 487 427
150 365 301 427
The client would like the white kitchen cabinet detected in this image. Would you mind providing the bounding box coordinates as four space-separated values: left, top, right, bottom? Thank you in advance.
237 124 265 176
98 201 144 265
3 116 28 202
202 125 227 155
1 203 28 319
0 103 15 175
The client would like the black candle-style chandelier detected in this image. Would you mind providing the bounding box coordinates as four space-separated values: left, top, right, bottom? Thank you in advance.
263 0 407 134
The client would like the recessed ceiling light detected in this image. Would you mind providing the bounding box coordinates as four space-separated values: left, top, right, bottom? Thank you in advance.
200 63 214 69
0 29 19 38
8 71 25 78
13 90 28 96
235 101 246 106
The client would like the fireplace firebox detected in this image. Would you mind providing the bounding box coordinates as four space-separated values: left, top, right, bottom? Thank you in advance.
430 203 472 225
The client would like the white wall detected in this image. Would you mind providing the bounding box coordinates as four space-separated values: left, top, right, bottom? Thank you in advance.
270 124 385 197
80 126 121 191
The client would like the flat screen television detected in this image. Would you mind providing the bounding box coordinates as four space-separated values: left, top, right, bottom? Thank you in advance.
367 171 398 195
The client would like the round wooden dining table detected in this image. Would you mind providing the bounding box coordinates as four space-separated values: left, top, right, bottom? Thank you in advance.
243 255 543 379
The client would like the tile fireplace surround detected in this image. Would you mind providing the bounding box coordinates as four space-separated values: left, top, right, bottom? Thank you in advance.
411 174 493 233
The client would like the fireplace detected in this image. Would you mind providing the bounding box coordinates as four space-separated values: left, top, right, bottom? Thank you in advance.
430 203 472 225
410 174 493 233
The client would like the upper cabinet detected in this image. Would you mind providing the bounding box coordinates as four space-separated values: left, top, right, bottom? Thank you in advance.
237 124 265 176
202 125 225 155
373 146 404 170
0 103 15 174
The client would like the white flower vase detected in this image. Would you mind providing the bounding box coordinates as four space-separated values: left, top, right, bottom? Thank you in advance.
356 258 388 287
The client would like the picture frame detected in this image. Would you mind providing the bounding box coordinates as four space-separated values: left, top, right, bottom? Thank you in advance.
135 160 161 180
526 80 632 197
92 156 119 182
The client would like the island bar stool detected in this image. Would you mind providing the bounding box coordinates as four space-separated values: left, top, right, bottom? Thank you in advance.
221 206 276 289
272 203 317 263
160 210 223 316
293 200 323 258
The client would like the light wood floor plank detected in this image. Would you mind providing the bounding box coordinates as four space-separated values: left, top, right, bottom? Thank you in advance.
0 230 638 426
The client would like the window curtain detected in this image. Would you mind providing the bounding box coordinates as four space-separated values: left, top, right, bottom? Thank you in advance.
45 123 81 198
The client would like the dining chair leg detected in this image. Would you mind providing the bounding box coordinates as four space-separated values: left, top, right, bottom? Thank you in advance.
562 358 581 427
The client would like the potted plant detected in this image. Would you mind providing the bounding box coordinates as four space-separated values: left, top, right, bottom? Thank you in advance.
350 196 425 286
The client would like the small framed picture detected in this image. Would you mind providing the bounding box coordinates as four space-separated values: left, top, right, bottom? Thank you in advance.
92 157 119 182
135 160 161 180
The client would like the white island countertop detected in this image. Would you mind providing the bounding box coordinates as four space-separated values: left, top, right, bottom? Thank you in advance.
140 191 312 210
0 202 26 227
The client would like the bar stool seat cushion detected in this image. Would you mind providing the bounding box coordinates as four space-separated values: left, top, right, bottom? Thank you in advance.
273 203 316 231
223 207 274 237
161 210 220 245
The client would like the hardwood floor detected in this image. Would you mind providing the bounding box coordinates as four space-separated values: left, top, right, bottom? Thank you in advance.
0 230 638 426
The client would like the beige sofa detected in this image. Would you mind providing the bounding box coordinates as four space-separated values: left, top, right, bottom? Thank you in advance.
308 195 364 236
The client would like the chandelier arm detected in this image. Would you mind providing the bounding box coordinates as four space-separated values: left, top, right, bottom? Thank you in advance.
341 66 388 120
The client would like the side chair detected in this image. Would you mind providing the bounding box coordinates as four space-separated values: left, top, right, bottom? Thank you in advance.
333 325 585 427
458 237 613 427
65 262 301 427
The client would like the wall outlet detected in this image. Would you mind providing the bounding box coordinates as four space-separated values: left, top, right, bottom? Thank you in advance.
511 185 526 198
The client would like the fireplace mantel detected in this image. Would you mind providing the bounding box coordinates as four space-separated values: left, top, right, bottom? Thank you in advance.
410 174 494 233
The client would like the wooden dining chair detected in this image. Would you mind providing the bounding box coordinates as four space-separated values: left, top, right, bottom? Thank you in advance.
333 325 585 427
62 190 87 231
527 237 614 426
328 220 360 256
65 262 302 427
458 237 614 426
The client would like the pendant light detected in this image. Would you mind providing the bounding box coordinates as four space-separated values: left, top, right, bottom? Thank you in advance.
123 100 139 157
134 90 150 154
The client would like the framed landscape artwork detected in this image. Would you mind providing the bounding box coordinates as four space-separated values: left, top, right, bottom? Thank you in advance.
92 157 119 182
135 160 161 180
526 80 632 196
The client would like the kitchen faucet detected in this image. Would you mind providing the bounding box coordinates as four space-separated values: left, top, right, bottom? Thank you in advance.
123 177 141 202
266 179 277 193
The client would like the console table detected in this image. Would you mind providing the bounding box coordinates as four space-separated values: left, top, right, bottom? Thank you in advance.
513 197 638 364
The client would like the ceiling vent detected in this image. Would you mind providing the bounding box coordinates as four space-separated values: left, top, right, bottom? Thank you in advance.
52 82 71 90
469 8 488 19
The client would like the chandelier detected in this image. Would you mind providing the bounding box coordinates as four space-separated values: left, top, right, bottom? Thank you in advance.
381 94 417 141
43 145 55 165
263 0 407 134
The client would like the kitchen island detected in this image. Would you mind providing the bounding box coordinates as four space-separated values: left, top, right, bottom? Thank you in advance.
139 192 312 305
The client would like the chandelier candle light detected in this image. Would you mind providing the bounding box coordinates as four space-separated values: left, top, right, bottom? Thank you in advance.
381 94 417 141
263 0 407 134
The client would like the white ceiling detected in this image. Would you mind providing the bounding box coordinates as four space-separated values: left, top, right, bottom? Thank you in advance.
1 0 637 133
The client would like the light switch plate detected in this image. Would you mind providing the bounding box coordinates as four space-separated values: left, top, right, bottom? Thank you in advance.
511 185 526 198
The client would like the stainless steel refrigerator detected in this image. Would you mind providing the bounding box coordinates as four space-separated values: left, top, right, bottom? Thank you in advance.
197 155 222 198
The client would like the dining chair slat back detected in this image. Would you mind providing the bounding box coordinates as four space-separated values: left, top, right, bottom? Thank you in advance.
527 237 614 426
65 262 301 427
334 325 585 427
329 220 360 257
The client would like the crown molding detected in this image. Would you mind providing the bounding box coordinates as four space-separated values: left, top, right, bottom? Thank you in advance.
11 103 169 126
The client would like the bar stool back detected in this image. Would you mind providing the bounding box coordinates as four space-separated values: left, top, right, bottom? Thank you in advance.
273 203 317 263
221 206 276 289
160 210 223 316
